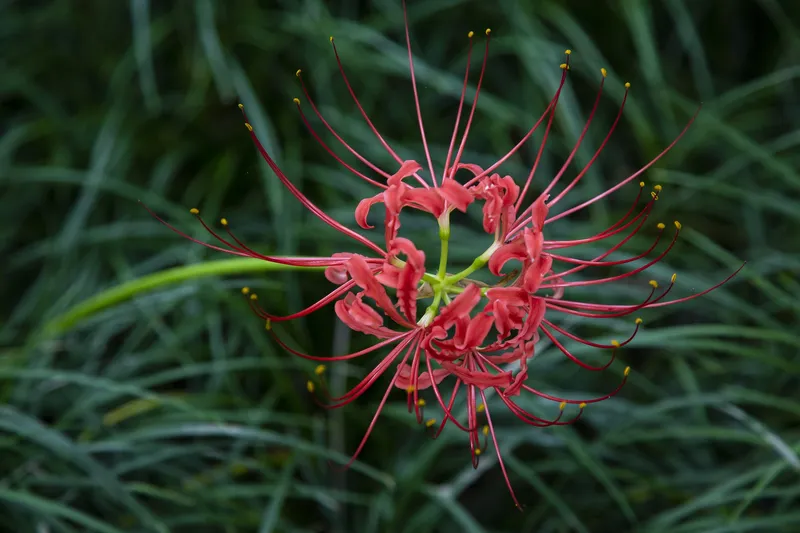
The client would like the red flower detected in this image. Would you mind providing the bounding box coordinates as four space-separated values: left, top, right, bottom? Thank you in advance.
148 0 743 509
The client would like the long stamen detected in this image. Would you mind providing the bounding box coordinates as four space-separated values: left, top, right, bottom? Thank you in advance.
329 36 429 188
268 324 412 362
426 355 476 432
513 51 572 211
539 323 617 371
245 280 357 322
292 94 388 188
449 29 491 180
634 263 746 309
401 0 437 185
141 203 249 257
536 68 607 202
545 78 629 211
543 318 640 349
442 31 475 181
520 366 631 405
545 275 676 318
464 54 571 188
478 389 522 510
335 335 420 469
546 103 702 224
222 217 373 266
296 70 393 181
143 202 357 267
541 211 662 281
511 72 627 236
314 335 418 407
543 199 654 250
239 105 387 256
593 180 646 238
546 223 661 270
543 221 681 289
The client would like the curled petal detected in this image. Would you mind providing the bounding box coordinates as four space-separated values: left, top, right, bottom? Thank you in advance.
376 237 426 321
530 194 549 232
438 179 474 212
440 360 512 390
346 255 412 327
355 193 385 230
394 364 449 390
459 312 494 350
387 160 423 187
489 238 527 276
403 187 445 217
486 287 528 306
523 255 553 293
472 174 520 234
335 294 399 338
432 283 482 330
524 226 544 261
453 162 486 177
324 252 357 284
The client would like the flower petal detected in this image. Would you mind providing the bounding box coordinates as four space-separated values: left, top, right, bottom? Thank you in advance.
387 160 423 187
438 179 474 212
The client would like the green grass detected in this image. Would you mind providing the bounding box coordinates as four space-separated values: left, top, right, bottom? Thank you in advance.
1 0 798 532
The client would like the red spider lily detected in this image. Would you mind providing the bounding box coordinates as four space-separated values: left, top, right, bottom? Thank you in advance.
147 0 744 508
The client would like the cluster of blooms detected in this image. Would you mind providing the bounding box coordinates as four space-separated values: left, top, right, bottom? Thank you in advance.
148 1 741 507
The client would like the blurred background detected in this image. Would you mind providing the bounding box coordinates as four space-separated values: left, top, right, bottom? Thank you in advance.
2 0 799 532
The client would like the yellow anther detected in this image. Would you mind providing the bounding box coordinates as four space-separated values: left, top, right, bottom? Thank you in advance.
468 31 474 38
485 28 491 35
329 36 334 42
559 401 567 410
220 218 228 226
601 68 607 77
635 317 643 325
565 49 572 55
482 425 489 436
579 402 587 409
674 220 682 230
657 222 665 230
671 273 677 283
611 340 621 348
625 82 631 88
475 448 482 456
651 191 659 200
649 280 659 289
265 319 271 331
293 97 300 105
244 123 253 132
417 399 426 407
639 181 645 187
425 418 436 428
624 366 631 377
189 208 200 215
250 293 258 301
295 69 302 77
406 385 415 393
237 103 243 109
654 184 663 192
560 63 568 70
241 287 250 295
477 403 485 413
306 381 314 393
315 365 326 375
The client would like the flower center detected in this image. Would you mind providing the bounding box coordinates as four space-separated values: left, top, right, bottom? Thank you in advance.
414 212 507 326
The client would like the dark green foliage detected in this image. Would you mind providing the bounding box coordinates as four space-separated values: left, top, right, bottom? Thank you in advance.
1 0 799 531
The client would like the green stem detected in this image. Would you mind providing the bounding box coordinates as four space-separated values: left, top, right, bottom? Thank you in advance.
42 258 324 336
437 213 450 280
444 241 500 286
